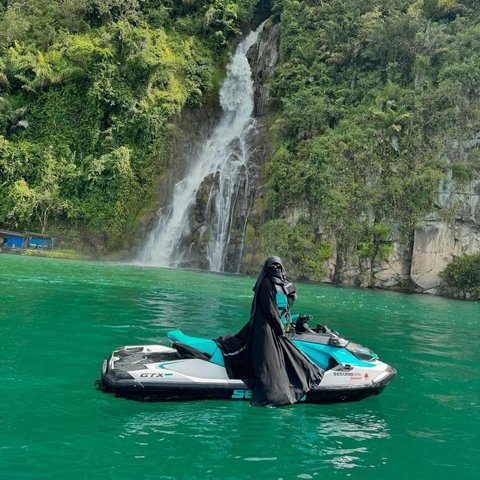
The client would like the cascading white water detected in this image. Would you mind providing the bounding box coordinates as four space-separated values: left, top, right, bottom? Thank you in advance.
138 25 263 270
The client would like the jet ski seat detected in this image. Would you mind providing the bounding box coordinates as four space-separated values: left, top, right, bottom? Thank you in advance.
167 330 225 367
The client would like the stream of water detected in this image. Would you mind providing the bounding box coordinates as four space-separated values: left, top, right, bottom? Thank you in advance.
138 26 262 271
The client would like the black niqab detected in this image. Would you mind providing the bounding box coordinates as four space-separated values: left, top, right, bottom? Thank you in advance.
215 257 323 406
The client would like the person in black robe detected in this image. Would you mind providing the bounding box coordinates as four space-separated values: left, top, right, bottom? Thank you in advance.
215 256 323 406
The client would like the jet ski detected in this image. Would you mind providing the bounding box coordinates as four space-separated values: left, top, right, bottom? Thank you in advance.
97 319 396 403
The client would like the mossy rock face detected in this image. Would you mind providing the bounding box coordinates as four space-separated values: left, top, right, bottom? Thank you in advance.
248 0 480 287
193 173 217 229
395 276 418 294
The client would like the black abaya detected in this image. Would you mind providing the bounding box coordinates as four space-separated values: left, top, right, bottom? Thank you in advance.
215 257 323 406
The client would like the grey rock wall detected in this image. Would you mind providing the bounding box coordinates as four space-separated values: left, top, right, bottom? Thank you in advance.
329 150 480 294
411 182 480 293
133 99 221 257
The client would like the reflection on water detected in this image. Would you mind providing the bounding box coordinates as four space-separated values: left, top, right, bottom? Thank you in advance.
136 286 249 338
117 406 390 473
316 413 389 441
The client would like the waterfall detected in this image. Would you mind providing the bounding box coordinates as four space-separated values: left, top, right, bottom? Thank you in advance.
137 24 264 271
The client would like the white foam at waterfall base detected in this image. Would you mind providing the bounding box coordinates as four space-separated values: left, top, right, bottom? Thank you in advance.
137 24 264 271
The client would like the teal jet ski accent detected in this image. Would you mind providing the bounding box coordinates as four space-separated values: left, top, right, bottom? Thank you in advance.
292 340 374 370
167 330 225 367
276 290 288 326
276 290 288 309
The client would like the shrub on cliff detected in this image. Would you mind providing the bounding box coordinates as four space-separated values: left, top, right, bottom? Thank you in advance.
257 218 332 281
439 254 480 300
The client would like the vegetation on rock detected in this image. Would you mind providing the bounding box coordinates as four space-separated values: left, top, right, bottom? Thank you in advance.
0 0 258 252
256 0 480 279
1 0 479 290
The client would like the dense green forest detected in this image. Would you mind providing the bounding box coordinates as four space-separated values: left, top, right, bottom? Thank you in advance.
0 0 259 250
251 0 480 280
1 0 479 286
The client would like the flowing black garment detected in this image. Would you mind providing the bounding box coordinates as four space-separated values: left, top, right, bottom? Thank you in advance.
215 257 323 406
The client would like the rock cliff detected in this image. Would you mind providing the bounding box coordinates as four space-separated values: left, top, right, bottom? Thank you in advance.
329 136 480 294
411 170 480 293
240 28 479 293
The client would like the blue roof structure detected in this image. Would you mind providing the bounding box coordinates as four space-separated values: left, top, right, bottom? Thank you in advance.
0 229 54 250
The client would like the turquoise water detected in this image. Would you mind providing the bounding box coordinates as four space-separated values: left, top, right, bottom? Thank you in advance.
0 255 478 479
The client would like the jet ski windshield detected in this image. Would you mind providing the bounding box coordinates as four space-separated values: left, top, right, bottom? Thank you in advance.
346 342 379 362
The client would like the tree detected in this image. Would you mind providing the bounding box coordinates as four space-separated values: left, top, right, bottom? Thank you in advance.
32 150 70 233
0 142 70 233
4 178 36 229
258 218 332 280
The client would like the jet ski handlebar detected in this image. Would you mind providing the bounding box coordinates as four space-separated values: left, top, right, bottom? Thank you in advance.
288 315 348 347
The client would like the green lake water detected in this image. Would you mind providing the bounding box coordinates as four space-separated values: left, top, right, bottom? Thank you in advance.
0 255 478 479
